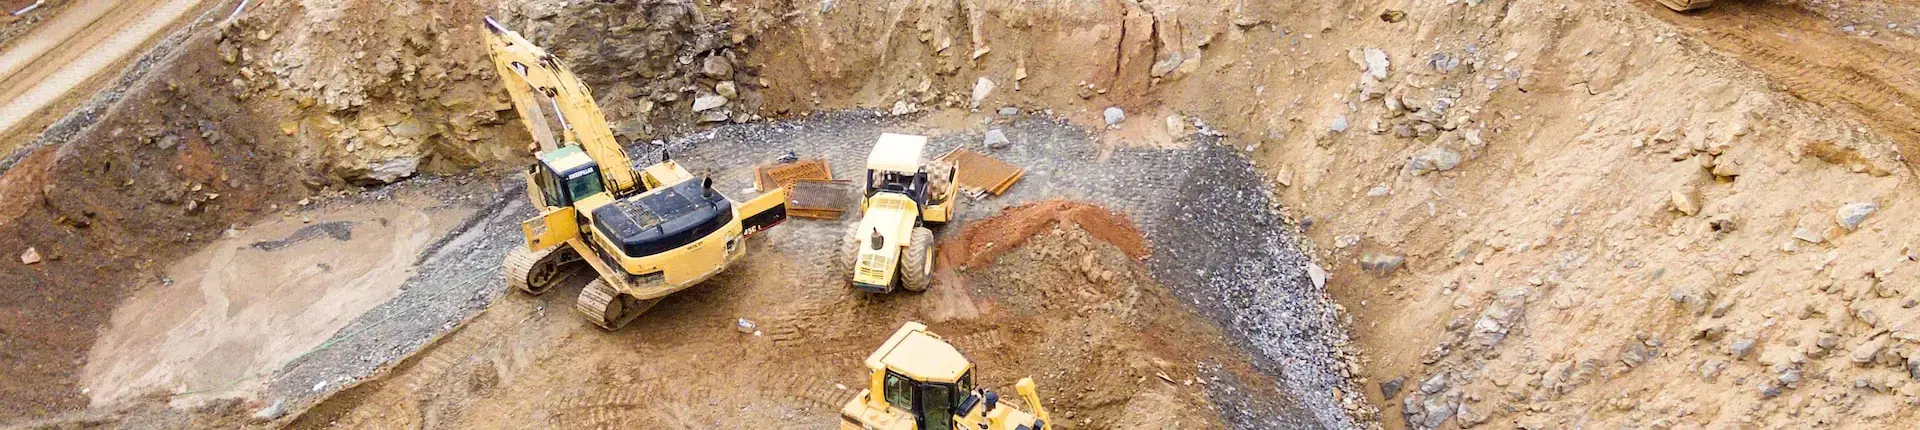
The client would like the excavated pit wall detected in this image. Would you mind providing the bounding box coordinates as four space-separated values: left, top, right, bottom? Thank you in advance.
267 111 1363 428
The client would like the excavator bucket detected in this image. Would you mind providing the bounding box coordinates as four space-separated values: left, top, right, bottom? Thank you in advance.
521 206 579 252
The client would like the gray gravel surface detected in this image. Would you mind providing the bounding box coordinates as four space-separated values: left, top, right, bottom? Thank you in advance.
264 176 532 410
266 110 1361 429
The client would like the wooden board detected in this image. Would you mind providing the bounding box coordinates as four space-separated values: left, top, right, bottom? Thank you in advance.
936 149 1024 195
755 159 833 192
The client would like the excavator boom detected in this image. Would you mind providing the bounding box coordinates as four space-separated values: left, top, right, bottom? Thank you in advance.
482 17 640 195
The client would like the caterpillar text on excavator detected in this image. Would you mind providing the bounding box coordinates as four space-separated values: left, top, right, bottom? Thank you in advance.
483 17 788 330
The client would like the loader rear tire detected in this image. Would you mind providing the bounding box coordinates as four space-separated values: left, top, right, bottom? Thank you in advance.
900 227 935 292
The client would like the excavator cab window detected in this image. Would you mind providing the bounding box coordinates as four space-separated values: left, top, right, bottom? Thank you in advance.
536 145 603 206
563 168 604 202
531 164 565 208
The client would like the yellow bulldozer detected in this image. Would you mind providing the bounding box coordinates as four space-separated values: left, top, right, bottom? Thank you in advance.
841 133 958 293
483 17 787 330
841 322 1051 430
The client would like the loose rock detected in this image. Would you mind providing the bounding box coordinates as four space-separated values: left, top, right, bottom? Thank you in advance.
1306 262 1328 289
715 81 739 99
1729 337 1756 360
984 129 1011 150
20 247 40 265
1836 201 1877 231
1331 116 1350 133
1851 337 1888 366
1670 185 1701 216
1364 48 1391 79
1419 373 1448 394
1407 148 1463 175
701 56 733 79
971 78 996 109
692 95 729 112
251 400 285 422
1361 252 1405 275
1103 107 1126 128
1381 376 1406 398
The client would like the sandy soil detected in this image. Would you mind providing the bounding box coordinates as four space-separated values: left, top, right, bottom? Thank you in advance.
80 192 475 406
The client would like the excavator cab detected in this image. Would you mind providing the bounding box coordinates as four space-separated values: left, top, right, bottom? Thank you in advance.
842 322 1050 430
532 145 608 208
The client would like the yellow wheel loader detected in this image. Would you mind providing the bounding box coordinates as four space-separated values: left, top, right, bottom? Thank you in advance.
842 133 958 293
484 17 787 330
841 322 1051 430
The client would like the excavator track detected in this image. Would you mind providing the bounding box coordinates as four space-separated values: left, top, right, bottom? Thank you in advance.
504 246 580 295
575 278 655 331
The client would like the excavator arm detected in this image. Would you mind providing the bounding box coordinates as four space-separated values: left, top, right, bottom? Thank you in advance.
482 17 641 195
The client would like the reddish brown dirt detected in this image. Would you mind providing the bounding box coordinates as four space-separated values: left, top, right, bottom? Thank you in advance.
939 200 1149 270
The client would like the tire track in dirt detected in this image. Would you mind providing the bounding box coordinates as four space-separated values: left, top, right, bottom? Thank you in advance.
301 284 533 429
0 0 215 148
1652 1 1920 161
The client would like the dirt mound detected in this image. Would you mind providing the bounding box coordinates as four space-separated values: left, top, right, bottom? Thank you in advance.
940 200 1148 270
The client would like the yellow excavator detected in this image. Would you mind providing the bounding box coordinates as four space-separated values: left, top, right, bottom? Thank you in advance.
841 133 958 293
842 322 1051 430
484 17 787 330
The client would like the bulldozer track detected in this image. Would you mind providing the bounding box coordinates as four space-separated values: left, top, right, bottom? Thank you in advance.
764 348 868 410
1656 2 1920 158
546 363 739 428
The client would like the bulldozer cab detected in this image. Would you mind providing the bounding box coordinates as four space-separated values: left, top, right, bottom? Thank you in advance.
846 323 1049 430
533 145 607 208
880 369 976 430
866 322 978 430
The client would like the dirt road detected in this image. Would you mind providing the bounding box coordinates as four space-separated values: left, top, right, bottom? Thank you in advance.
0 0 217 152
1650 1 1920 165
